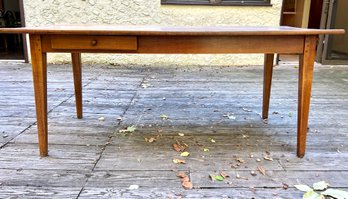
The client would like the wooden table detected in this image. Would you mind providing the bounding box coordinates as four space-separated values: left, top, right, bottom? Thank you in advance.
0 26 344 157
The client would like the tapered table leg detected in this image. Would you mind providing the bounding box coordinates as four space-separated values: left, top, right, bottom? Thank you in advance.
71 53 83 119
30 34 48 157
262 54 274 119
297 36 317 157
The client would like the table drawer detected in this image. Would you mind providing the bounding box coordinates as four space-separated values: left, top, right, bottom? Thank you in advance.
50 35 137 51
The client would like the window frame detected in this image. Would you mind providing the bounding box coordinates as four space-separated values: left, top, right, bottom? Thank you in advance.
161 0 272 6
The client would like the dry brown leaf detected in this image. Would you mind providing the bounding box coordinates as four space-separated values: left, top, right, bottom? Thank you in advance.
173 159 186 164
231 164 239 169
182 181 193 190
263 155 273 161
173 143 186 152
257 166 266 176
282 183 289 190
177 171 187 178
182 142 189 147
209 174 215 182
180 176 190 183
236 173 248 180
145 137 156 143
220 171 230 178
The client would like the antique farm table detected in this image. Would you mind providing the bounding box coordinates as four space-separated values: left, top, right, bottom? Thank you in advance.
0 26 344 157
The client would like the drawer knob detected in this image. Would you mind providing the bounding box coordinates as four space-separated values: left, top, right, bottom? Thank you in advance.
91 40 98 46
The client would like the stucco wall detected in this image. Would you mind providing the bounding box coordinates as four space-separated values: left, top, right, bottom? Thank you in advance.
23 0 282 66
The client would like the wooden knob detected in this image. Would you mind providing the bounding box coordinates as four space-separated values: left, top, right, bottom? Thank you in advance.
91 40 98 46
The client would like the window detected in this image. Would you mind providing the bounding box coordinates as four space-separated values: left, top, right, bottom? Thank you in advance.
161 0 271 6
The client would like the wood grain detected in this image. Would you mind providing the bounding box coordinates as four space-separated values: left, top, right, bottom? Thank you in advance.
71 53 83 119
137 36 304 54
262 54 274 119
29 34 48 157
1 63 348 198
0 25 344 36
51 35 137 51
297 35 317 158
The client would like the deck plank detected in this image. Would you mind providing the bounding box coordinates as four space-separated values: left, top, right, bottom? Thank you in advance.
0 62 347 198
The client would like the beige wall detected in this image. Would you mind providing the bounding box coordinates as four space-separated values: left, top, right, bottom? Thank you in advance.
332 0 348 54
23 0 282 66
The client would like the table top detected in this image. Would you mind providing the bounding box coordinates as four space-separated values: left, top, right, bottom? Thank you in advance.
0 25 345 36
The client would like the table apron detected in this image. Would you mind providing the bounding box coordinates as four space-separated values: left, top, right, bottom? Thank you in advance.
41 35 305 54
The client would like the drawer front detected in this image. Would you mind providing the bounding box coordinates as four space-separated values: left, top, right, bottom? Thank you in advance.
51 35 137 51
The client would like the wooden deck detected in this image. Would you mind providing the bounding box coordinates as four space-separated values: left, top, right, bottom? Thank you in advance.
0 62 348 198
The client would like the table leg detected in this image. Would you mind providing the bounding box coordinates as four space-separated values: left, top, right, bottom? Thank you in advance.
262 54 274 119
297 36 317 157
30 35 48 157
71 53 83 119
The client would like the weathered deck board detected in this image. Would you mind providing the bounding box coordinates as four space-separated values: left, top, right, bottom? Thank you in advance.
0 62 347 198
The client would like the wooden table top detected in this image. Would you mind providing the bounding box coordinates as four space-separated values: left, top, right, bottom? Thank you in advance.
0 25 345 36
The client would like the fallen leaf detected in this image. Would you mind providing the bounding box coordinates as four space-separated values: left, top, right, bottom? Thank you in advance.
257 166 266 176
173 143 186 152
177 172 187 178
288 112 293 117
282 183 289 190
303 190 322 199
263 155 273 161
118 125 137 133
236 173 241 179
223 113 236 120
178 133 185 136
180 152 190 157
313 181 329 191
215 175 224 181
128 185 139 190
231 163 239 169
55 88 65 92
294 184 313 192
220 171 229 178
141 81 151 88
321 189 348 199
242 108 252 112
182 142 189 147
173 159 186 164
182 181 193 190
209 174 215 182
263 118 268 124
203 148 210 152
145 137 156 143
180 176 190 183
116 116 123 121
160 114 169 120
